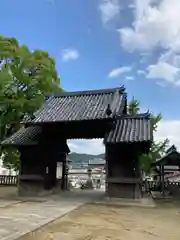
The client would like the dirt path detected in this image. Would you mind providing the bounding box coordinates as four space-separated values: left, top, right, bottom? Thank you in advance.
19 203 180 240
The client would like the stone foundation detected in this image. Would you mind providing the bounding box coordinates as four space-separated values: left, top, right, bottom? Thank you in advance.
18 180 46 197
107 183 134 198
106 178 142 199
18 178 64 196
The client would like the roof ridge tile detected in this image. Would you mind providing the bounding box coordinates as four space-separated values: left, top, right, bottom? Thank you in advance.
46 86 125 98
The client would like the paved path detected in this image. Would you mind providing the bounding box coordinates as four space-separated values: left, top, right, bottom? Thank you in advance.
0 190 104 240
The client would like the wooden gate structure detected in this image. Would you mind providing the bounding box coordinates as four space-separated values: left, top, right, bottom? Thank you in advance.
1 86 153 198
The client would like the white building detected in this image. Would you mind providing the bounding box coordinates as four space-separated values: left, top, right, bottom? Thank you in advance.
88 158 105 168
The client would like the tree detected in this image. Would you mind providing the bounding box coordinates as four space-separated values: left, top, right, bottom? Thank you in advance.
0 35 61 170
128 97 140 115
1 149 20 172
128 97 169 174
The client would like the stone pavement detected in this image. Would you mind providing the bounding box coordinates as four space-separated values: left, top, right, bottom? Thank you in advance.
0 190 104 240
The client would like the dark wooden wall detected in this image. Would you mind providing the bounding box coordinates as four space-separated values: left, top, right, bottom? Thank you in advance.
105 143 142 198
18 142 67 196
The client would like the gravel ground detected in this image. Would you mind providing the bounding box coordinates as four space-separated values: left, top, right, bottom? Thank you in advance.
19 203 180 240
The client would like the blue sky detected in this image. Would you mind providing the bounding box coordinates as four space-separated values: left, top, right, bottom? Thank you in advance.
1 0 180 153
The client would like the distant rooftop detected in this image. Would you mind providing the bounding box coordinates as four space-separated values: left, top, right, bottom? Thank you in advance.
166 145 177 154
88 158 105 166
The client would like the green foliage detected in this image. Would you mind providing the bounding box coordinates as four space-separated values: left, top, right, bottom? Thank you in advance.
0 35 61 170
151 113 162 131
2 148 20 171
128 97 140 115
140 139 169 174
128 97 169 174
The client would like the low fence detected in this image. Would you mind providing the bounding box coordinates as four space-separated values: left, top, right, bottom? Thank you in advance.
144 180 180 196
0 175 18 186
146 180 180 189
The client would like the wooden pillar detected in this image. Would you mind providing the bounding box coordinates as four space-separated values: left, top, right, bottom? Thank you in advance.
105 161 108 193
61 157 66 190
161 165 165 195
105 144 141 199
18 145 46 196
61 160 70 190
65 166 69 190
44 158 57 190
159 165 162 193
134 156 142 198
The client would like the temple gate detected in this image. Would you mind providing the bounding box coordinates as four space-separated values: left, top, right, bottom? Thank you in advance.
1 86 153 198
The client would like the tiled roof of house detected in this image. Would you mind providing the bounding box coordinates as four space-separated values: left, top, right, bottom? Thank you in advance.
1 126 70 153
153 148 180 166
23 87 126 124
166 145 177 154
88 158 105 165
1 126 42 146
104 113 153 144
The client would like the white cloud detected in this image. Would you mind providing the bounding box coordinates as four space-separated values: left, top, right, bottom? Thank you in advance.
137 69 146 75
98 0 120 24
119 0 180 52
125 76 134 81
156 81 167 87
118 0 180 86
128 4 135 9
108 66 132 78
147 62 180 85
61 48 79 62
68 139 104 155
67 120 180 154
155 120 180 151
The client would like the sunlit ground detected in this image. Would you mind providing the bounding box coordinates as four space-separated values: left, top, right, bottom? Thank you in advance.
19 202 180 240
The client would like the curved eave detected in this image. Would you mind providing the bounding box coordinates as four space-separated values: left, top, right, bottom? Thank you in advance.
104 140 153 145
1 141 38 149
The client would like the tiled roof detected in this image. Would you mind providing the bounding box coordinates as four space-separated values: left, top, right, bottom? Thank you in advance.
153 149 180 166
1 126 42 146
88 158 105 165
1 126 70 153
166 145 177 154
88 158 106 166
23 87 126 124
104 113 153 144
